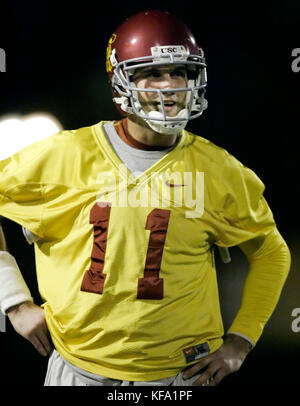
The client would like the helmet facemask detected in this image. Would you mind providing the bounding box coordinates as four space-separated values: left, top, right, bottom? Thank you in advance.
110 46 208 135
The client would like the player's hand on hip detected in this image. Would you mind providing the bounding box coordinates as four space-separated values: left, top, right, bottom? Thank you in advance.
7 301 53 356
182 334 251 386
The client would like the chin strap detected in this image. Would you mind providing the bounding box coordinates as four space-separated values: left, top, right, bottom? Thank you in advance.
144 109 188 135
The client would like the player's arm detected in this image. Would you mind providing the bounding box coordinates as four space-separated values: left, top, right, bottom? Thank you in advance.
183 228 290 386
227 228 290 343
0 218 52 356
183 154 291 385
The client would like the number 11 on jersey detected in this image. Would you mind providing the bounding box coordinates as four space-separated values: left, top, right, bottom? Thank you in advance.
81 203 171 300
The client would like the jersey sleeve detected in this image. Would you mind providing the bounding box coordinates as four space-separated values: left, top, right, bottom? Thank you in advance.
228 228 291 345
0 137 52 238
214 153 276 247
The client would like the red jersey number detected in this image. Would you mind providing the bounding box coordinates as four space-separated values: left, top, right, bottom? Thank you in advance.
80 203 170 300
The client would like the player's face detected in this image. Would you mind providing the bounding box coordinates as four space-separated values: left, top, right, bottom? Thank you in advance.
132 65 188 117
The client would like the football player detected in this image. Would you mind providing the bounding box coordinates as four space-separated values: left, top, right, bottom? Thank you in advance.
0 10 291 386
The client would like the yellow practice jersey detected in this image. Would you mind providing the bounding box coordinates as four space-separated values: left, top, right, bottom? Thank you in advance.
0 121 276 381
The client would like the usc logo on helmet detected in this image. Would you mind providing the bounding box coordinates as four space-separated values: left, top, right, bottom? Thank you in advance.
106 33 117 73
161 47 178 53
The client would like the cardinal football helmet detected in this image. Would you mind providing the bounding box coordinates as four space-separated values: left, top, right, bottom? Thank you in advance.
106 10 207 134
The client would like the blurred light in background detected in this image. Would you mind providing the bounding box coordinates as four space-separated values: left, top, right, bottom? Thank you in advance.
0 112 63 161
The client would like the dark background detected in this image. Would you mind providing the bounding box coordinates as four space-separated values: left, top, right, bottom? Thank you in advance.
0 0 299 388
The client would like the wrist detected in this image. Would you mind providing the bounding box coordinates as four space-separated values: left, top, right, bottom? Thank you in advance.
224 333 252 354
6 300 34 315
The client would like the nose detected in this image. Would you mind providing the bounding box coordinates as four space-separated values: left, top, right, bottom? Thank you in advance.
156 73 177 89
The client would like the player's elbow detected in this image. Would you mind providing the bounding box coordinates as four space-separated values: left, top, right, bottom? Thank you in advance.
240 228 291 279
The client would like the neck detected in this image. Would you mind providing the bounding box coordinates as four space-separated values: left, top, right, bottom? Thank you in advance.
126 115 178 147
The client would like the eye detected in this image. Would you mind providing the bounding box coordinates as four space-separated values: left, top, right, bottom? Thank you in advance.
133 69 161 80
171 68 187 78
146 69 161 78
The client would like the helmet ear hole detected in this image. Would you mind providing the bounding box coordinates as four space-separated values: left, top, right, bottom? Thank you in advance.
186 66 199 80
